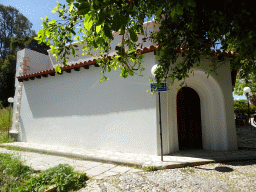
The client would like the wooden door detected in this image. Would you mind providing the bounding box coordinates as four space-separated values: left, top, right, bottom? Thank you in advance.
176 87 203 150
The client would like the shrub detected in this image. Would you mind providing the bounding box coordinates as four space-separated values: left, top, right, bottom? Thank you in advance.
234 100 256 114
14 164 89 192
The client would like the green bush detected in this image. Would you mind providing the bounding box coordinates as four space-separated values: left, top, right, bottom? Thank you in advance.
234 100 256 114
0 153 34 191
14 164 89 192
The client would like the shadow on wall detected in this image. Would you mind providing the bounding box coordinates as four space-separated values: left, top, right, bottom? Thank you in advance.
24 67 155 118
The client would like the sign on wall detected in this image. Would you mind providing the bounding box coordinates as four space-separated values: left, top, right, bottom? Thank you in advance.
150 83 167 92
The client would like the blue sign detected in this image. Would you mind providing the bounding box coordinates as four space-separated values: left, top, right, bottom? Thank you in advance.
151 83 167 92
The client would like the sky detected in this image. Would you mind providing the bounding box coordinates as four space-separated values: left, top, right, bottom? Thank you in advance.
1 0 68 34
1 0 247 100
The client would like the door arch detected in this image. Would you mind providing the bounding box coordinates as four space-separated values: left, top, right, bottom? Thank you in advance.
176 87 203 150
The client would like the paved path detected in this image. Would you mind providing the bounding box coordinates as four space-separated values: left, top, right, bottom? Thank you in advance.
0 121 256 181
0 147 143 180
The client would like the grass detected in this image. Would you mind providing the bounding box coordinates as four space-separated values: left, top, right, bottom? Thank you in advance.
0 106 15 144
142 166 158 172
0 152 34 191
181 166 195 173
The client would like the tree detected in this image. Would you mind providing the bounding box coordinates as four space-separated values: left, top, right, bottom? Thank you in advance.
234 70 256 107
0 4 35 63
35 0 256 92
234 99 255 114
0 35 50 107
0 4 50 107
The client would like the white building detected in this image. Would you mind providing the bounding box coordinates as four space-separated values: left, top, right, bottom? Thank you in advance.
10 21 238 155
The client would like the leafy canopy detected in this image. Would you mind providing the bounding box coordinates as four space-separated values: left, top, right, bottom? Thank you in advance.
35 0 256 92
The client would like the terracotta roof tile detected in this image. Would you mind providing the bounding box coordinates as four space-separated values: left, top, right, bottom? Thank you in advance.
17 45 237 81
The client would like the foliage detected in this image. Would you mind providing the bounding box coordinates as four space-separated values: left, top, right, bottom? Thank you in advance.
0 35 50 107
234 70 256 107
14 164 88 192
11 35 51 55
0 4 51 107
0 153 34 191
0 4 35 62
234 99 255 114
35 0 256 93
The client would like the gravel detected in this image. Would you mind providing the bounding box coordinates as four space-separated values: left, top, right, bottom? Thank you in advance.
79 160 256 192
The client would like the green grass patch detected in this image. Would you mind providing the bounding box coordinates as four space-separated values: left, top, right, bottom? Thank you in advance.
142 166 158 172
0 145 33 153
181 166 195 173
0 152 34 191
0 106 15 144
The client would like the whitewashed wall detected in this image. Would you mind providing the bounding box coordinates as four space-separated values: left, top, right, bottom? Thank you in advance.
23 48 51 74
158 56 238 155
10 49 52 135
16 52 158 155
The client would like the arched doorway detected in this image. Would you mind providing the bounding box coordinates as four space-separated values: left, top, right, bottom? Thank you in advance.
176 87 203 150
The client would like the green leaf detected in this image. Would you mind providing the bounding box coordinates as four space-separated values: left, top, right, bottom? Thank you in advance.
46 40 50 46
128 70 134 76
103 24 112 39
77 2 91 15
55 65 62 73
84 14 93 31
171 9 176 18
74 36 80 41
249 31 253 39
156 7 162 17
67 0 74 3
112 14 122 32
51 10 57 13
98 11 107 25
95 36 102 44
176 4 183 15
129 28 138 42
48 19 56 25
187 0 196 7
71 47 75 55
96 25 101 33
69 3 73 12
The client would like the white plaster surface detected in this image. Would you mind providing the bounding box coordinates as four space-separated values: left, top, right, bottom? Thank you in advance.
160 56 238 155
16 52 158 155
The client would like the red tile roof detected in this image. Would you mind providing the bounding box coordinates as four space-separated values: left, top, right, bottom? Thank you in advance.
17 45 237 82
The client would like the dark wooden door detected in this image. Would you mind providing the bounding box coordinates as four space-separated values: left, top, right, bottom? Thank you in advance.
176 87 203 150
